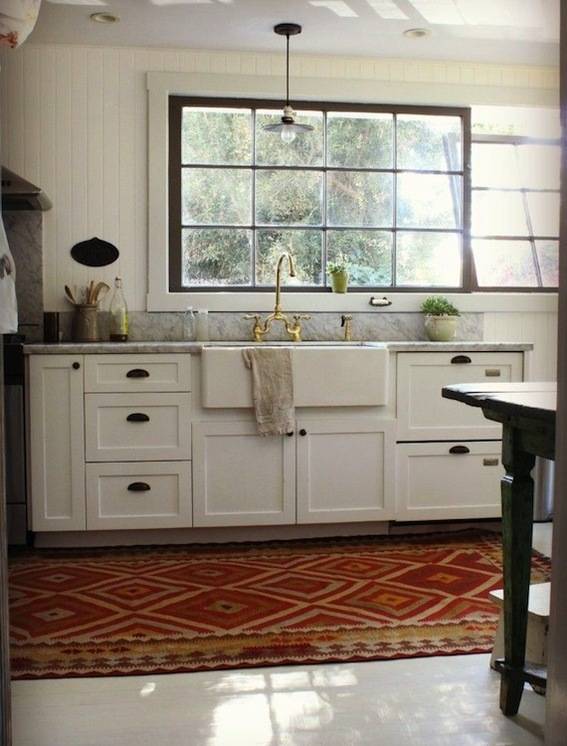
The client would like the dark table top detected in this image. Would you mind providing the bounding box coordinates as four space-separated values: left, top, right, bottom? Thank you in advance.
442 382 556 424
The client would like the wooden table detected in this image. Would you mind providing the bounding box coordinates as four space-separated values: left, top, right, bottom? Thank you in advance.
442 382 556 716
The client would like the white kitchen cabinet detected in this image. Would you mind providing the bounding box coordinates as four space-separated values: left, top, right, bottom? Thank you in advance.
28 355 86 531
85 354 191 393
86 461 192 530
396 441 503 520
192 421 296 527
396 351 523 441
85 392 191 462
296 419 395 524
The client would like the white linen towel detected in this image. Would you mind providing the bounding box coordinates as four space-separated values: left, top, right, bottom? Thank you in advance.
242 347 294 436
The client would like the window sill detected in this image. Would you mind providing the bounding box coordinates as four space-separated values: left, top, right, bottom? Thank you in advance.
147 290 558 314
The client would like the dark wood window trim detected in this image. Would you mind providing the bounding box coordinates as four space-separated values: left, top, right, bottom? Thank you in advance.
168 96 472 293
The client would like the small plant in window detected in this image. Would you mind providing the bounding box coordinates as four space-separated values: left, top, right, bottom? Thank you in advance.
327 257 349 294
420 296 460 341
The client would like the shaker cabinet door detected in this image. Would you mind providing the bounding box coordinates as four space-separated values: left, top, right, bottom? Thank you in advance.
192 421 295 527
296 419 395 524
28 355 86 531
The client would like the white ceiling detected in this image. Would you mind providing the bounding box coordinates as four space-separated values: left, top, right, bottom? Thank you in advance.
33 0 560 65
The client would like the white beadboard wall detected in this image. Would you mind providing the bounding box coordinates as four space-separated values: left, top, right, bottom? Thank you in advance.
0 43 559 380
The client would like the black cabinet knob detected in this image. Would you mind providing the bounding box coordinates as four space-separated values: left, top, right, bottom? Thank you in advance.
286 431 294 437
72 362 80 370
299 429 307 436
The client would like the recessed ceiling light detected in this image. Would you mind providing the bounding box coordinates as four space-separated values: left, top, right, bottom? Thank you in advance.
90 12 120 24
403 28 430 38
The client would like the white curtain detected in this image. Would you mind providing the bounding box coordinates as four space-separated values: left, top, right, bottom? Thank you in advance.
0 0 42 49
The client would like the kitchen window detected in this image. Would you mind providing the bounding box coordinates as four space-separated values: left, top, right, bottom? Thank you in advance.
471 136 560 289
168 97 470 292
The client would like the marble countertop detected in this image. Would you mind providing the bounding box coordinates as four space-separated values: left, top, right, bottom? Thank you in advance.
24 340 534 354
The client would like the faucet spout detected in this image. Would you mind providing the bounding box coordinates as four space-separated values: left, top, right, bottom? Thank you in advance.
275 252 296 313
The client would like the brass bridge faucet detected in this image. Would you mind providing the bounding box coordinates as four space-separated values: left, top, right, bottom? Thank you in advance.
244 253 311 342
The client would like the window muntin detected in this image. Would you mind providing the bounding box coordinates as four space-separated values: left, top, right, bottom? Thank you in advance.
169 98 468 291
471 137 560 289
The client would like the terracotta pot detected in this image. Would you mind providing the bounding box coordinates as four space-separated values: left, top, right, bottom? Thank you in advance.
330 270 348 294
424 314 458 342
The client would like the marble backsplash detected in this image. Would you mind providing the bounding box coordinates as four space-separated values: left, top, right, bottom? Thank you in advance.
55 310 483 343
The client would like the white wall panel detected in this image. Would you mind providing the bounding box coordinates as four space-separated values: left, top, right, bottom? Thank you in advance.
0 43 559 312
484 312 558 381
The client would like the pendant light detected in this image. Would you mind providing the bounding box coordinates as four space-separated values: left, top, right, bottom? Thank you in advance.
263 23 313 144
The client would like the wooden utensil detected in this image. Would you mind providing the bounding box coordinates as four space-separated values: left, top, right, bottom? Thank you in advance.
92 282 110 304
64 285 77 305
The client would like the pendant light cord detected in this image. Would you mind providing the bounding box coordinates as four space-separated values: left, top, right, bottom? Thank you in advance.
285 33 290 107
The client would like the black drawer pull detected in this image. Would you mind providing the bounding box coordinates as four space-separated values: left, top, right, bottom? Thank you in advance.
127 482 151 492
126 368 150 378
286 431 294 437
449 445 470 455
451 355 472 365
126 412 150 423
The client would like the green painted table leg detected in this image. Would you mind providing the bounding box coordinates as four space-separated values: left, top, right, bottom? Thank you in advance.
499 424 536 716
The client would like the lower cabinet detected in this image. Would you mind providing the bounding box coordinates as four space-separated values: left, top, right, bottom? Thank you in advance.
395 441 503 521
296 419 395 523
192 418 395 527
86 461 192 530
192 421 296 527
28 355 86 531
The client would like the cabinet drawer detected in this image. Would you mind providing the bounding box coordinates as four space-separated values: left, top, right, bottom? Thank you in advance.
86 461 192 530
85 393 191 462
396 351 523 441
85 354 191 393
396 441 503 521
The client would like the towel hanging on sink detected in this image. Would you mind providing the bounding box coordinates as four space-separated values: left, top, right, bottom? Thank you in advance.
242 348 294 436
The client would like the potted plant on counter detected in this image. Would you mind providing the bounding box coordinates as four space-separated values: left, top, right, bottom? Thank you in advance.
421 296 460 341
328 259 349 294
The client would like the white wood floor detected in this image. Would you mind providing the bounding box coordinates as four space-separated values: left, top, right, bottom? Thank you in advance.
10 524 553 746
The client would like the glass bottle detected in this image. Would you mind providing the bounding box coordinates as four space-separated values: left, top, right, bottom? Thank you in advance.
109 277 129 342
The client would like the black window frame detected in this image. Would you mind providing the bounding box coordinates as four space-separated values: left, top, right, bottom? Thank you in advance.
168 96 472 293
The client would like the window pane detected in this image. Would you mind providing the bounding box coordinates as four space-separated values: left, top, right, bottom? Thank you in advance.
526 192 560 236
472 143 519 188
327 112 393 168
396 232 461 286
397 115 462 171
255 170 323 226
472 239 537 287
182 168 251 225
472 190 528 236
182 107 252 165
255 110 323 166
327 230 392 286
181 228 252 286
472 106 561 139
517 145 561 190
256 230 322 286
397 173 462 229
535 240 559 286
328 172 393 227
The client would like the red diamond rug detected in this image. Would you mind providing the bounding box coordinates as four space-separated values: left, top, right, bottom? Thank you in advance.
8 531 550 679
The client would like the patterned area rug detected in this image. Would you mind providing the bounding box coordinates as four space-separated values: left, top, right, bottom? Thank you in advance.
9 531 551 679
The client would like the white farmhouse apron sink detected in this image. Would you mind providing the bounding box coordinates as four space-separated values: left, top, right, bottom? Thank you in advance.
201 344 389 408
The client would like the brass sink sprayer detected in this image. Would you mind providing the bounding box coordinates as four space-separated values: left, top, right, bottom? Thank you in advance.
243 253 311 342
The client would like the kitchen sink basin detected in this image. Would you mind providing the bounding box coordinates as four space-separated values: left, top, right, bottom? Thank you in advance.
201 343 389 408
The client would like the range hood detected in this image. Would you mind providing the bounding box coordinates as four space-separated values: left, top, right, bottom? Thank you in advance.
1 167 52 211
